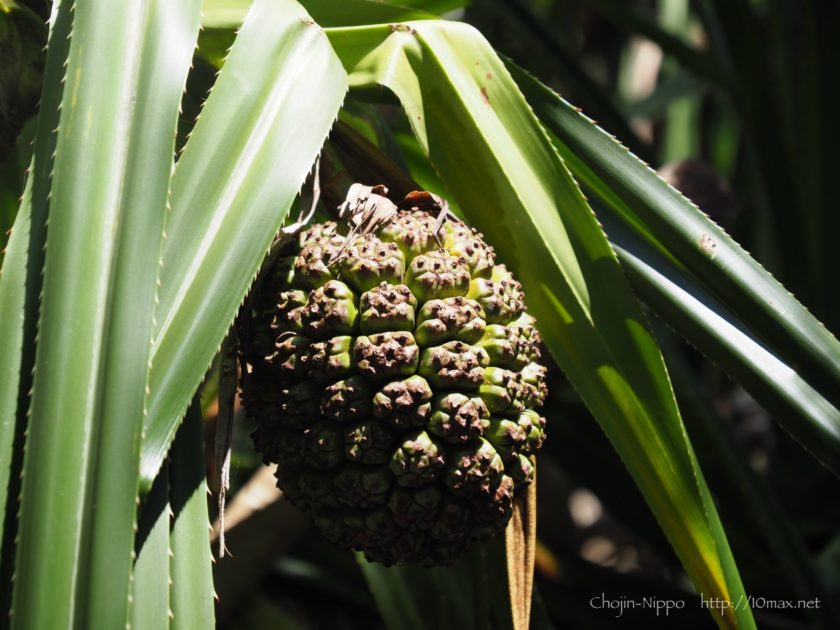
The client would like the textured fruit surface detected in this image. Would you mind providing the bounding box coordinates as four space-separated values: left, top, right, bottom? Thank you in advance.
242 199 547 565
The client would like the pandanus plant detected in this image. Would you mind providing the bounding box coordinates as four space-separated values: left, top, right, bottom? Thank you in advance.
1 0 838 628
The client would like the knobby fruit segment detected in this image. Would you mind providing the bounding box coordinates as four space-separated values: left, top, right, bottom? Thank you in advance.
241 194 547 566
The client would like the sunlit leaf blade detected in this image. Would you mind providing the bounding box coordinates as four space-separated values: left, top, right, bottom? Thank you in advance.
201 0 459 29
327 21 752 628
607 215 840 472
11 0 201 627
0 191 30 571
509 62 840 464
301 0 435 26
131 465 172 630
169 403 215 630
132 402 214 630
141 0 347 490
199 0 252 28
0 0 72 573
660 334 840 628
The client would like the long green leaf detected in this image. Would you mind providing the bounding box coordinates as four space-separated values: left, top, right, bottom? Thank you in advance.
169 402 215 630
132 401 215 630
302 0 436 26
509 62 840 467
0 189 31 575
0 0 72 578
199 0 252 28
606 215 840 471
326 21 752 628
657 330 840 629
131 465 172 630
140 0 347 490
202 0 440 29
11 0 201 626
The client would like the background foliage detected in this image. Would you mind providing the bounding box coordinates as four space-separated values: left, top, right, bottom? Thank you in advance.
1 0 839 628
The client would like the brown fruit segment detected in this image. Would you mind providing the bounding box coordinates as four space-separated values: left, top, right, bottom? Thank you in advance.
242 199 547 565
